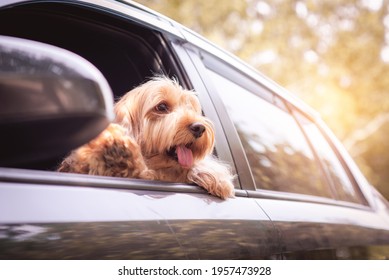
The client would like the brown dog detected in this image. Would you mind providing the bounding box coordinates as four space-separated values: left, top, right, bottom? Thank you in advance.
58 76 235 199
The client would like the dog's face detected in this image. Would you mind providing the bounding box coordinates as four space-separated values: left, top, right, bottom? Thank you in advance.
115 77 215 169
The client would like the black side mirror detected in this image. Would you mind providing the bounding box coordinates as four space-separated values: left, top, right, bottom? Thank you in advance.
0 36 114 167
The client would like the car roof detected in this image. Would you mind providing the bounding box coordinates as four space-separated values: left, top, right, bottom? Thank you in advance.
1 0 320 119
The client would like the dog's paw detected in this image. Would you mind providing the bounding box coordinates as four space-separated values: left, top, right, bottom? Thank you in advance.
214 179 235 199
202 176 235 200
187 160 235 200
98 124 154 179
138 169 157 180
62 123 154 179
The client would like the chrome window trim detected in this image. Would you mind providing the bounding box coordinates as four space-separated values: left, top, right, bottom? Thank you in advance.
0 167 249 198
247 189 372 211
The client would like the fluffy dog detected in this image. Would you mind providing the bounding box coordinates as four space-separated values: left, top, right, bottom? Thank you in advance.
58 76 235 199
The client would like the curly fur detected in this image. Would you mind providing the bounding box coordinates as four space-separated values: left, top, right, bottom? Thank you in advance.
58 76 235 199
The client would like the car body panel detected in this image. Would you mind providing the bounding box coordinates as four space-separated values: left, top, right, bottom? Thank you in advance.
0 168 278 259
1 0 389 260
0 172 259 224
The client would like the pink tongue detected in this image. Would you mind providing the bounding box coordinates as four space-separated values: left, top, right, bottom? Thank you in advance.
176 145 193 168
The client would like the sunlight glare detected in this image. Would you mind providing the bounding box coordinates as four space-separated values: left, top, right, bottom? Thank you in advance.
381 46 389 63
360 0 383 11
295 1 308 19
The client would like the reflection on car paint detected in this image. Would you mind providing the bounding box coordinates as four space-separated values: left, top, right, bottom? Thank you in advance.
0 220 279 260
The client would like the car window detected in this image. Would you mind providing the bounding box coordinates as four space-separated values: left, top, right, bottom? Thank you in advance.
0 2 177 100
207 69 333 198
294 112 366 204
0 3 186 170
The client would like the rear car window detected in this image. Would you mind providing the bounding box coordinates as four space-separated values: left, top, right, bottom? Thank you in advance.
294 112 366 204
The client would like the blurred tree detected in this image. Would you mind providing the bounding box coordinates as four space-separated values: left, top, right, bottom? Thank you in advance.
136 0 389 199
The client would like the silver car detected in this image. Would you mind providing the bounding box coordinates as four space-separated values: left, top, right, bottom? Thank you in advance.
1 0 389 259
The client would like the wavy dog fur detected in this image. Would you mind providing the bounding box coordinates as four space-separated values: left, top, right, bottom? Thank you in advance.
58 76 235 199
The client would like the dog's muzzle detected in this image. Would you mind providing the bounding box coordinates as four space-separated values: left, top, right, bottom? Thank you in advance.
165 123 206 169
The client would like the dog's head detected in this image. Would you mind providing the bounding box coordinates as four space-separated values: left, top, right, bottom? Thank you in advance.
115 76 215 169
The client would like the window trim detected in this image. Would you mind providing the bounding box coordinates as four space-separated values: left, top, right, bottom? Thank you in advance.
0 167 249 198
247 188 371 211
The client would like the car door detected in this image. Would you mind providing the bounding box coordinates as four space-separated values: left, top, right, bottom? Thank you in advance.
187 43 389 259
0 168 280 259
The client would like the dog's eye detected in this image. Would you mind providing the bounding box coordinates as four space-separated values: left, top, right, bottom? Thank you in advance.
155 102 169 113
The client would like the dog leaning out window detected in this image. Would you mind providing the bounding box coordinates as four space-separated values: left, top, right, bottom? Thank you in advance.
58 76 235 199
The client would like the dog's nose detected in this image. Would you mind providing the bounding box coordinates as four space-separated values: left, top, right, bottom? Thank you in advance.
189 122 206 138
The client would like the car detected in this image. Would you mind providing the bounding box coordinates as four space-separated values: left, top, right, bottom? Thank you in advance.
1 0 389 260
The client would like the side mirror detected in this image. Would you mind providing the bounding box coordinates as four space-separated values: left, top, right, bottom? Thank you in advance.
0 36 114 168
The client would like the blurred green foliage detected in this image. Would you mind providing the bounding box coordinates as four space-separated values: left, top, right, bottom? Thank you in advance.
137 0 389 199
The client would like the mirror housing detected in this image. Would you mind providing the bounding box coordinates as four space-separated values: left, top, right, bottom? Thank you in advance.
0 35 114 167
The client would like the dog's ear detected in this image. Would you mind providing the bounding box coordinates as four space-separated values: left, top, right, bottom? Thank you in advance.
114 90 142 140
114 79 161 141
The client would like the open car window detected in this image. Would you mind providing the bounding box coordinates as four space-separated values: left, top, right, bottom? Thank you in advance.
0 1 187 170
0 2 185 98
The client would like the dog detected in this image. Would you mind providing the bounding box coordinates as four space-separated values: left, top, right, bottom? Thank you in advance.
58 76 235 199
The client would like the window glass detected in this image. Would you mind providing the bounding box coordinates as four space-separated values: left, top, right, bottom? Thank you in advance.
208 70 332 198
295 113 365 204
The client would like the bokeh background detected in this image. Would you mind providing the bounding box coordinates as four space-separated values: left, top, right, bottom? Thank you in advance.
137 0 389 200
